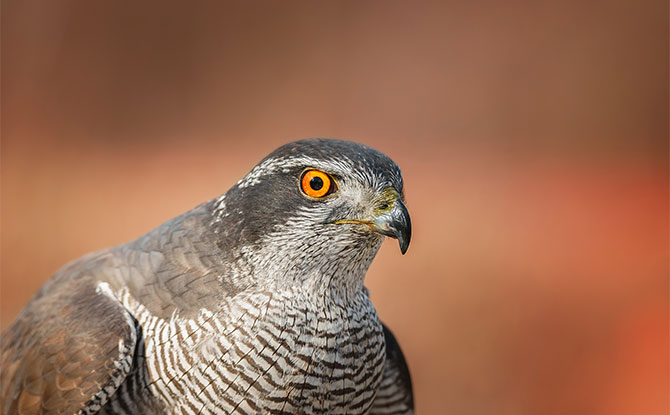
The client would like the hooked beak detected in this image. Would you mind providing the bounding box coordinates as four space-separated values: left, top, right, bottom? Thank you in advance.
371 198 412 254
333 190 412 254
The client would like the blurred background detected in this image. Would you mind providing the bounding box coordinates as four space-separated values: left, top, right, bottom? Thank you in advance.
2 1 668 414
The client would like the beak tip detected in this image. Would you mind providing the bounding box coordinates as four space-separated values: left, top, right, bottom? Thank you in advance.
398 226 411 254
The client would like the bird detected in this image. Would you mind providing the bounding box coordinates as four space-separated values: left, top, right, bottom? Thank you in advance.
1 138 414 415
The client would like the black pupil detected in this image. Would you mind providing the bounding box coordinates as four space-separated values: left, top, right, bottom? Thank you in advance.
310 176 324 191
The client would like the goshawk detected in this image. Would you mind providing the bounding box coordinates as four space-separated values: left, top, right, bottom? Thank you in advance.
1 139 414 415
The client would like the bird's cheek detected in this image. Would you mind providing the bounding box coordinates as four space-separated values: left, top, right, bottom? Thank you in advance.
324 203 357 224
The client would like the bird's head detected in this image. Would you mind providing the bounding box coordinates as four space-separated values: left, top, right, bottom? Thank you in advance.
211 139 411 291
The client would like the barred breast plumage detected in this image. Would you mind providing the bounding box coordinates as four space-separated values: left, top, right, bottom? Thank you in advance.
102 287 385 415
1 139 414 415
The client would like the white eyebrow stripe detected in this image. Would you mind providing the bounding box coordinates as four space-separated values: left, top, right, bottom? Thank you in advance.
236 156 355 189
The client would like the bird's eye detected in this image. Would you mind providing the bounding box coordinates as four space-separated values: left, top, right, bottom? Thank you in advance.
300 169 336 198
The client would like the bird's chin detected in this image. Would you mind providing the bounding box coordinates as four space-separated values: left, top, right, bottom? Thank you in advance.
330 221 389 256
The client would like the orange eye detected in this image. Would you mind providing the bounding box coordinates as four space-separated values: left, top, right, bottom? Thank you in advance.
301 169 334 198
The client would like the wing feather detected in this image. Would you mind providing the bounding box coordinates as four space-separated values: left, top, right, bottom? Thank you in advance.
370 323 414 415
1 272 137 415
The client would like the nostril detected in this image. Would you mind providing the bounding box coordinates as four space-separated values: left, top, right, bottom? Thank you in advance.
378 202 390 210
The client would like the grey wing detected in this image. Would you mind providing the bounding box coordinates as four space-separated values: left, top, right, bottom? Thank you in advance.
1 273 138 415
370 323 414 415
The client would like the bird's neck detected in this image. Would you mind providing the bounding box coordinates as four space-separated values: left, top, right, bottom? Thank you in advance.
224 231 383 301
207 196 385 301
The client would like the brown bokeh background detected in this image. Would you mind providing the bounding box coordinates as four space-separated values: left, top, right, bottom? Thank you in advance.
2 1 668 414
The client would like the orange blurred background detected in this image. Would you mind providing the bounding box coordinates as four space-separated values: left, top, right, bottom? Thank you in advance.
2 1 668 414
